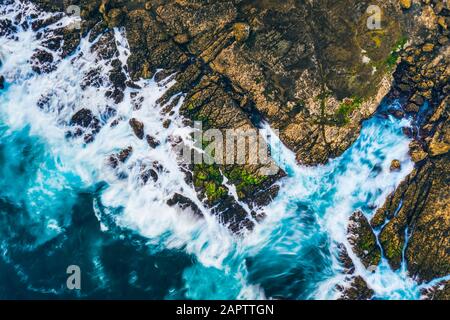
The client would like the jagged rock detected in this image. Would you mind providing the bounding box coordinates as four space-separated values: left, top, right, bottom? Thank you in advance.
70 108 97 128
232 22 250 42
338 276 374 300
347 211 381 269
422 281 450 300
146 135 160 149
129 118 144 139
409 140 428 162
109 146 133 169
106 8 124 28
390 159 402 171
167 193 203 217
139 161 163 184
30 49 54 74
28 0 450 284
377 154 450 281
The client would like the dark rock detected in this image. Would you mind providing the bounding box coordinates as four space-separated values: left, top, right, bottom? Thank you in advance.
109 146 133 169
141 168 158 183
404 103 420 113
162 119 171 128
422 280 450 300
390 160 401 171
167 193 203 217
347 211 381 269
30 49 55 74
378 153 450 281
0 75 4 90
129 118 144 139
338 244 355 274
146 135 160 148
337 276 374 300
409 140 428 163
70 108 98 128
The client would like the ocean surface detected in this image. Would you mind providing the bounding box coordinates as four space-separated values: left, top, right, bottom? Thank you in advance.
0 1 444 299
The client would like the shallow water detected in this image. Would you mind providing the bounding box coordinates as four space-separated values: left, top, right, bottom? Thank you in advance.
0 1 441 299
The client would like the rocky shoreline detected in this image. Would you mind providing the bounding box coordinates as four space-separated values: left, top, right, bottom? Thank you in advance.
9 0 449 299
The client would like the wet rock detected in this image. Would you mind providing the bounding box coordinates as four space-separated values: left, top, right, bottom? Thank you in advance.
347 211 381 269
129 118 144 139
409 140 428 163
0 18 18 37
106 8 124 28
378 154 450 281
70 108 98 128
30 49 55 74
146 135 160 149
338 244 355 274
167 193 203 218
162 119 171 128
388 108 405 119
0 75 4 90
409 93 424 107
337 276 374 300
390 159 402 171
140 168 158 184
109 146 133 169
140 161 163 184
422 280 450 300
404 103 420 113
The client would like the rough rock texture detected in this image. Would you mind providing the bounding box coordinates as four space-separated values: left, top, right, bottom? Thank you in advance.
29 0 450 294
347 211 382 269
422 280 450 300
369 0 450 284
32 0 410 165
336 244 375 300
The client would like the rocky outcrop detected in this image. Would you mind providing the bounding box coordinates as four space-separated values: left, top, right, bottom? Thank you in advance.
348 211 381 269
35 0 410 166
28 0 450 291
336 244 374 300
367 0 450 284
422 280 450 300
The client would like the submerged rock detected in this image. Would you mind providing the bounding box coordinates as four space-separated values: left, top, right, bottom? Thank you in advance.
109 146 133 169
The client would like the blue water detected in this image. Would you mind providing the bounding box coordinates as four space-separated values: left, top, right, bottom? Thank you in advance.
0 0 445 300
